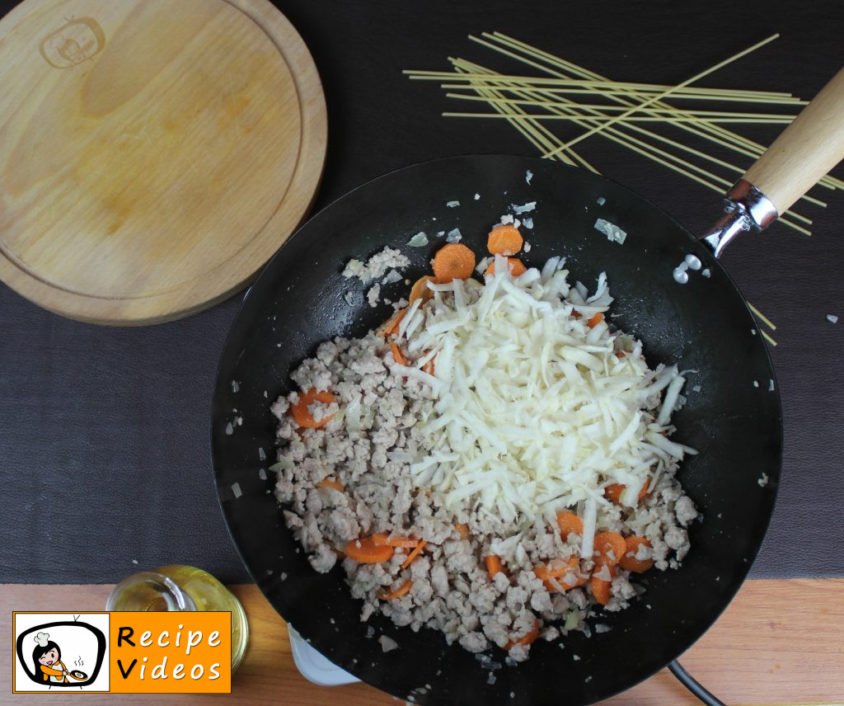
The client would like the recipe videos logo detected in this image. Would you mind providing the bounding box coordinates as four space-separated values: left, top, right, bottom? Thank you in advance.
12 612 231 694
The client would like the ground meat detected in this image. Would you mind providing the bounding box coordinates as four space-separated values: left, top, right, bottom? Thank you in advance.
508 644 529 663
429 563 449 597
675 495 698 526
366 284 381 308
309 544 337 573
271 270 698 663
481 616 510 649
459 631 488 653
505 585 529 614
605 572 637 612
541 626 560 641
270 397 289 420
664 526 690 560
530 589 553 613
309 400 339 423
550 594 571 615
343 247 410 285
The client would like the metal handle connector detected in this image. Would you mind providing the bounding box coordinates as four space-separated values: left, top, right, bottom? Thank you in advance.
701 179 778 258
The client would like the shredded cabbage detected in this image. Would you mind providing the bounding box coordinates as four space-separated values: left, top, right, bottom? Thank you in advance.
400 258 694 529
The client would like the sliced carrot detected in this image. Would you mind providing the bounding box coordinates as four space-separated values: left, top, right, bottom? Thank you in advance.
506 620 541 649
485 257 527 277
533 564 554 584
433 243 476 283
619 536 655 573
590 574 613 606
344 537 395 564
401 540 427 570
587 312 605 328
487 223 524 256
379 308 407 338
593 532 627 567
390 342 409 366
317 478 345 492
290 389 337 429
409 275 435 304
605 482 649 506
455 523 470 539
422 356 436 375
534 556 585 591
556 510 584 540
371 533 420 549
378 579 413 600
571 310 582 319
485 554 505 579
604 483 624 504
533 559 569 582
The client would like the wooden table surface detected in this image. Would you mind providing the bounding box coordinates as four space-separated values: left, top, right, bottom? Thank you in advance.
2 578 842 705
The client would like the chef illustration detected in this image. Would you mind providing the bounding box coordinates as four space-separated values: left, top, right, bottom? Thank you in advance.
32 632 70 684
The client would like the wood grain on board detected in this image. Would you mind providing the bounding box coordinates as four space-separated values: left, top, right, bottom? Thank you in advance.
0 0 327 324
1 579 842 705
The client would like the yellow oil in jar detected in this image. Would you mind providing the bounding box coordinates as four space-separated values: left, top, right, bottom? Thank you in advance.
106 564 249 670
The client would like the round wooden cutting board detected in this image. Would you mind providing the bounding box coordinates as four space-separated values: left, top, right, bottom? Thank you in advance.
0 0 327 325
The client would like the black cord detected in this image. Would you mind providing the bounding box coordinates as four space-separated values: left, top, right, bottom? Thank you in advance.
668 660 726 706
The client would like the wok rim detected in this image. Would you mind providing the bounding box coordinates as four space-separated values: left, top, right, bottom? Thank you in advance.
209 153 783 704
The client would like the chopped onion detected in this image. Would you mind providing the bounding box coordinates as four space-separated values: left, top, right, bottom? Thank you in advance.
407 232 429 247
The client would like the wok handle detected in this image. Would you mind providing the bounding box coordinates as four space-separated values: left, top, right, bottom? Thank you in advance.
702 68 844 257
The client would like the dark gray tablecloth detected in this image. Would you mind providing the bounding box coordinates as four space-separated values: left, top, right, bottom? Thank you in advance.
1 0 842 583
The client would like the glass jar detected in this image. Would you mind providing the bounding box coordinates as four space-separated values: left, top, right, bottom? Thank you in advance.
106 564 249 670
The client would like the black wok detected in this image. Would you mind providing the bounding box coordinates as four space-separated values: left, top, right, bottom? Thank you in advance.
211 73 843 704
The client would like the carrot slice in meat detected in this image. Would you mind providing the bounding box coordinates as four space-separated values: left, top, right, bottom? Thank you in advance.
485 554 505 579
485 257 527 277
317 478 345 492
533 564 554 584
379 308 407 338
433 243 476 282
401 540 427 569
587 312 605 328
487 224 524 256
455 523 470 539
344 537 394 564
590 574 612 606
605 482 649 506
619 536 655 573
604 483 624 504
556 510 584 540
290 389 337 429
534 556 585 591
378 579 413 600
390 342 409 366
593 532 627 567
505 620 541 649
371 533 420 548
409 275 435 304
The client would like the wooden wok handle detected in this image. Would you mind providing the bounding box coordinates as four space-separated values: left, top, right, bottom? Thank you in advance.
702 68 844 257
744 67 844 214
